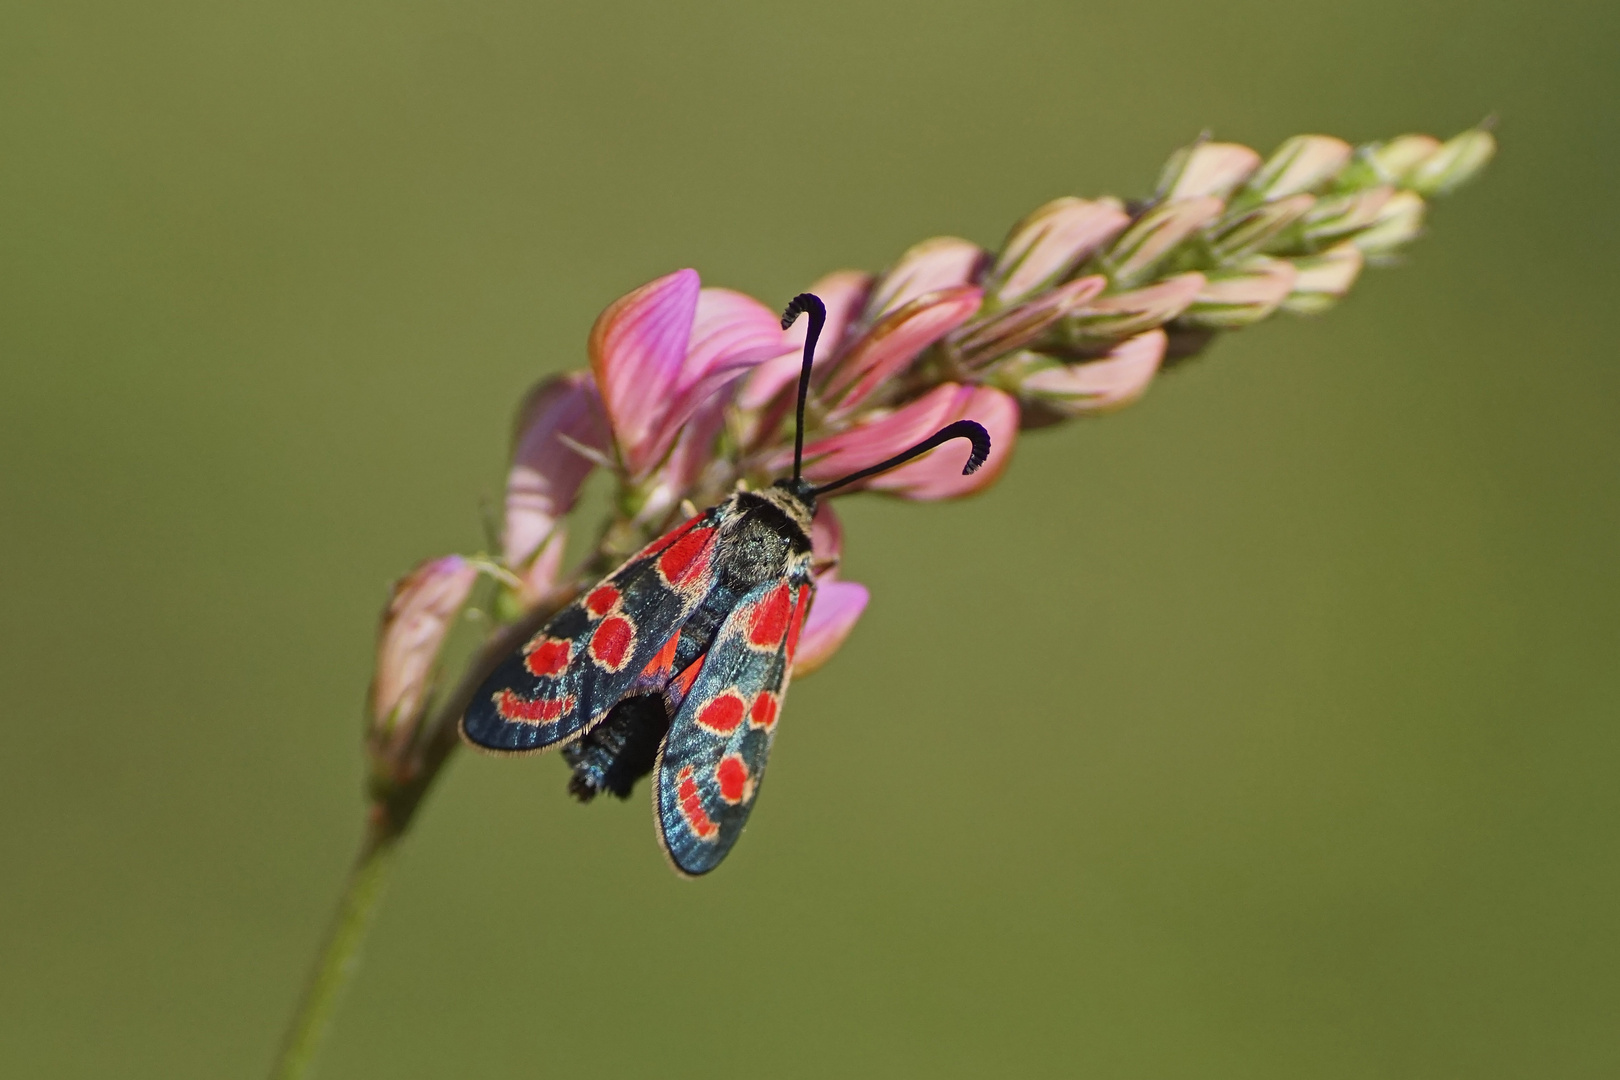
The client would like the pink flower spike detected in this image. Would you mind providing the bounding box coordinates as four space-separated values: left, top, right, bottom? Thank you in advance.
1018 328 1167 416
589 269 700 477
823 285 984 415
864 237 988 321
504 372 610 603
737 270 873 412
798 383 1016 500
370 556 479 739
793 580 870 677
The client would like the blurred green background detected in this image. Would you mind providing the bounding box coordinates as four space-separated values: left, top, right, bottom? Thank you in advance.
3 0 1617 1076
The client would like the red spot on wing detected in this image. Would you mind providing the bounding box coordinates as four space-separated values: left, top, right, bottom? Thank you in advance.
748 692 778 731
657 526 716 590
641 632 680 679
630 512 705 563
785 585 810 663
696 692 746 735
585 584 620 617
676 765 719 841
589 615 635 670
747 583 793 648
493 689 575 725
523 637 572 678
715 754 752 805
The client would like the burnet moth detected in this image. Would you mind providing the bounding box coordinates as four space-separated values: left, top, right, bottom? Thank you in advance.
460 292 992 876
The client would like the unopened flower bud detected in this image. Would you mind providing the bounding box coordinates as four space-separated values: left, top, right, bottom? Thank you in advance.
1105 197 1224 288
1367 135 1442 185
1157 141 1262 200
822 285 983 415
1207 193 1316 260
984 198 1128 304
954 275 1106 367
1178 257 1298 329
1241 135 1353 201
368 556 479 770
1280 243 1364 315
1297 186 1394 248
1012 329 1167 417
1406 128 1496 197
1351 191 1426 258
1060 272 1206 343
864 237 988 321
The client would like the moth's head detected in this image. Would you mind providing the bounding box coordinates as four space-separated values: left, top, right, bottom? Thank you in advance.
771 475 818 511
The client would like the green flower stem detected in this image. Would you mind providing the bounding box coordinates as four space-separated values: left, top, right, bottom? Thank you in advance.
270 598 565 1080
269 824 400 1080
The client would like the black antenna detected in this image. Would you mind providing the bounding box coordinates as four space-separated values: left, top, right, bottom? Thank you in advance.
811 419 991 498
779 293 826 483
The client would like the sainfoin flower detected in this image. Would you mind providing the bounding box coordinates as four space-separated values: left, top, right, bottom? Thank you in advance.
365 122 1494 835
282 125 1493 1077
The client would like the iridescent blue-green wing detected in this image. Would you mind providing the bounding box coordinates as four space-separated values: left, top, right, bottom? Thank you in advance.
655 572 813 876
460 509 724 754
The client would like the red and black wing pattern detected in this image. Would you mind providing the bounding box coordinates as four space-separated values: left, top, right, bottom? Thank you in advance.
655 569 814 876
461 508 725 754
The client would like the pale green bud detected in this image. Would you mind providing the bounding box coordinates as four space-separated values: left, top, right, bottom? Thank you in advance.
1207 193 1315 261
1281 243 1364 315
1060 272 1206 343
1104 197 1223 289
984 198 1128 305
1157 141 1262 200
1369 135 1442 184
1407 129 1496 197
1297 186 1395 248
1351 191 1426 257
1179 257 1298 329
1242 135 1353 201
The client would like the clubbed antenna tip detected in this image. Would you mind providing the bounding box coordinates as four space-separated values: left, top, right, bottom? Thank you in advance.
812 419 992 498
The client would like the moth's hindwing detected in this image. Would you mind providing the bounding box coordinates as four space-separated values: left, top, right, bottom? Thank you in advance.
655 570 814 876
460 508 725 754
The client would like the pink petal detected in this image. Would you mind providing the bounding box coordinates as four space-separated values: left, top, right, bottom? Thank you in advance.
588 268 701 477
503 372 610 574
823 285 984 414
792 580 869 677
737 270 873 411
987 198 1129 304
634 287 792 478
864 237 987 320
864 385 1018 500
798 383 1017 501
370 555 479 735
1019 328 1167 415
810 501 845 581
